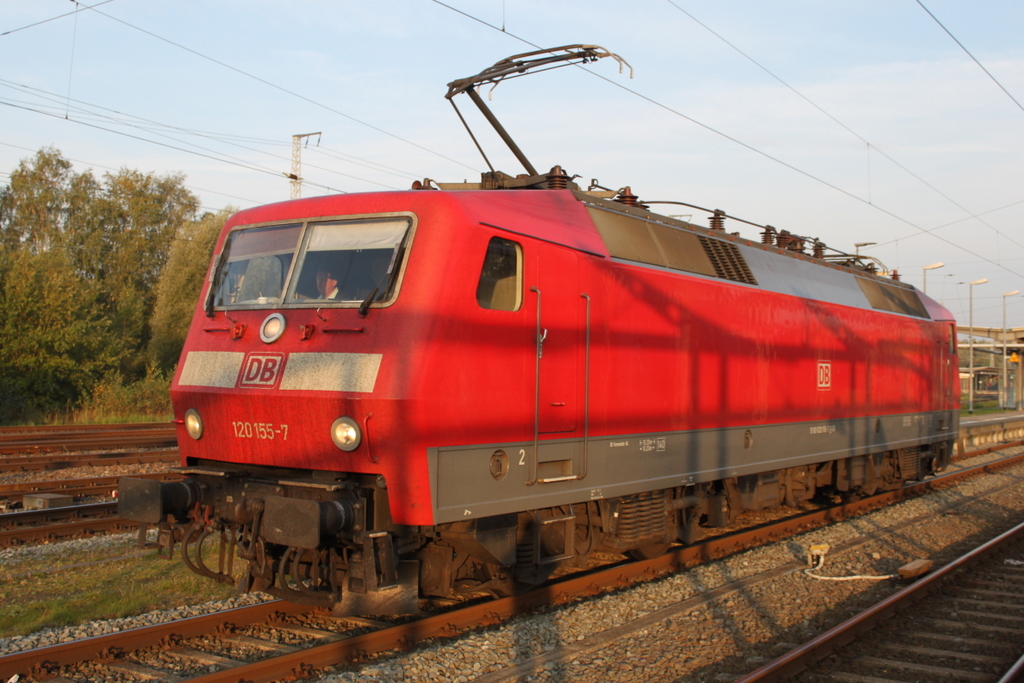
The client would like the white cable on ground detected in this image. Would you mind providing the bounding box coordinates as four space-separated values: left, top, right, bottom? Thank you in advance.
802 544 898 582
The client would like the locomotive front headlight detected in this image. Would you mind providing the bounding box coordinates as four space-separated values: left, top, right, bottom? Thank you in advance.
260 313 286 343
184 408 204 440
331 417 361 451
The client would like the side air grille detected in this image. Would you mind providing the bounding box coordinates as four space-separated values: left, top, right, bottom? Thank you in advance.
586 205 759 286
698 236 758 285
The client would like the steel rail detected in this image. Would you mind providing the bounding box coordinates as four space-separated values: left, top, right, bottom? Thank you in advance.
0 422 174 435
0 447 1021 682
0 601 314 680
0 423 177 454
735 518 1024 683
1 501 118 525
0 472 180 504
0 502 127 547
0 449 178 473
167 448 1024 683
0 431 178 454
0 516 139 547
10 446 1018 683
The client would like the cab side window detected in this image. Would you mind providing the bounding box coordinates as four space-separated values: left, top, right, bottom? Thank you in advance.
476 237 522 311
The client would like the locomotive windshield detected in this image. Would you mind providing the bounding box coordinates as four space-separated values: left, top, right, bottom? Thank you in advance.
209 217 410 310
286 219 408 303
211 223 301 307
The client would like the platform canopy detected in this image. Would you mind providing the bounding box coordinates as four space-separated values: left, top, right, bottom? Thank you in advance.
957 326 1024 343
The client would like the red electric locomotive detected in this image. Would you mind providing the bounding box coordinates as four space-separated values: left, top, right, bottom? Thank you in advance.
120 47 960 614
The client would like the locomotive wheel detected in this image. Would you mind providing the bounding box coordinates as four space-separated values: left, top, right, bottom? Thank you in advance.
628 542 670 561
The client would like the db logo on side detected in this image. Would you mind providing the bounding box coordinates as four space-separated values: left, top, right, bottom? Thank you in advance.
817 360 832 391
238 353 286 389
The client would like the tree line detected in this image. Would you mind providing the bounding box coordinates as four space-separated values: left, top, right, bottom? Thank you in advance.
0 148 231 423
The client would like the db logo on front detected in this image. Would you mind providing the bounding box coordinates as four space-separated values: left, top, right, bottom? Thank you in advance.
817 360 832 391
238 352 286 389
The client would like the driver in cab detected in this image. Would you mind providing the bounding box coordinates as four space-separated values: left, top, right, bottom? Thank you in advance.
315 268 339 300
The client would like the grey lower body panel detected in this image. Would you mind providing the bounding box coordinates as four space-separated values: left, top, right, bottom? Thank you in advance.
428 411 958 524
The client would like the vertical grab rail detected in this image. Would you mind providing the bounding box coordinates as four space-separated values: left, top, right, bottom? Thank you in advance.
527 286 542 485
579 293 591 480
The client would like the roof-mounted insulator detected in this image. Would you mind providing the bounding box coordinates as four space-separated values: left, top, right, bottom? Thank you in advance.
710 209 726 231
775 230 804 253
812 240 825 259
614 186 641 207
546 165 570 190
891 269 900 281
761 225 777 245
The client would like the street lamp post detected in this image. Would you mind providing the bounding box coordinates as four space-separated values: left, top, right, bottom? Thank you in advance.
969 278 988 413
1003 290 1020 409
922 262 944 295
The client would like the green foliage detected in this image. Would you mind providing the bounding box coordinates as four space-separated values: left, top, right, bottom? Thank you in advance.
0 147 81 253
73 368 174 423
149 209 232 372
0 147 209 424
85 168 201 378
960 399 1003 416
0 246 121 422
0 538 236 638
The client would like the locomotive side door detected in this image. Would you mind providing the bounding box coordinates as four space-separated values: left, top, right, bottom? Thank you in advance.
531 243 581 435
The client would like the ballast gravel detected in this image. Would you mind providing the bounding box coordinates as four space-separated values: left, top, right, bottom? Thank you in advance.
2 448 1023 683
0 531 272 656
0 461 169 487
311 451 1024 683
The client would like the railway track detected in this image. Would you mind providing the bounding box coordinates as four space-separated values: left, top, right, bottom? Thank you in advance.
2 444 1024 682
0 422 177 454
0 472 180 506
738 520 1024 683
0 448 179 474
0 502 134 547
0 417 1022 680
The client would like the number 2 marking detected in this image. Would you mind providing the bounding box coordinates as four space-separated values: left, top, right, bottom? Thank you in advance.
519 449 526 466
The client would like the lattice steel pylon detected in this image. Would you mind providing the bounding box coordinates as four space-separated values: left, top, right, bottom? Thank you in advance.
290 132 321 199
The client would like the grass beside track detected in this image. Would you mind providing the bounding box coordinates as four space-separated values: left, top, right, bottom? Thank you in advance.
0 535 235 638
961 399 1011 416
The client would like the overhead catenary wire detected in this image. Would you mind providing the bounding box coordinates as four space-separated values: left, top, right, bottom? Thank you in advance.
6 3 1015 290
663 0 1024 255
76 2 479 174
1 77 419 188
0 0 117 37
0 80 404 192
915 0 1024 115
3 3 448 193
0 99 349 196
0 139 261 206
428 0 1024 282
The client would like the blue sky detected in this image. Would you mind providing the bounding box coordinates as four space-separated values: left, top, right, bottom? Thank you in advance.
2 0 1023 329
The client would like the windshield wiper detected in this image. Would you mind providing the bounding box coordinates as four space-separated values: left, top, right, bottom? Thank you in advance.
359 241 407 318
358 285 380 318
205 237 234 318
